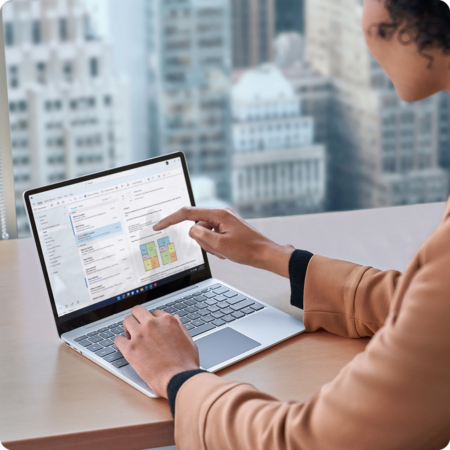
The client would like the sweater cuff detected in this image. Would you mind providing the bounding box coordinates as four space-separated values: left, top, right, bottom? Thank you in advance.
167 369 208 418
289 249 314 310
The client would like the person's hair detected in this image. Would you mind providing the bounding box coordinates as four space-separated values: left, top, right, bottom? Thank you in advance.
378 0 450 66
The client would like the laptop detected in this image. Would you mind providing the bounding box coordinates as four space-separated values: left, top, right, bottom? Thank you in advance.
23 152 305 397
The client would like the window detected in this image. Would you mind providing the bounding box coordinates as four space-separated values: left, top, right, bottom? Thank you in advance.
59 18 68 42
89 58 99 77
4 0 450 239
32 20 41 44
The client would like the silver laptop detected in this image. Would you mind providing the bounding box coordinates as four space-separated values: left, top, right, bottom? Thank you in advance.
24 153 305 398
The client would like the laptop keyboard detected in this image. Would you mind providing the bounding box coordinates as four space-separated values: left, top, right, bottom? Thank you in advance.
72 284 265 368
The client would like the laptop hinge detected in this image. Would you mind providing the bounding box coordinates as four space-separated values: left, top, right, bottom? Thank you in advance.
83 285 199 329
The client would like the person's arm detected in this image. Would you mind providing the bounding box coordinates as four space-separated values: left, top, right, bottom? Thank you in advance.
154 207 402 338
171 219 450 450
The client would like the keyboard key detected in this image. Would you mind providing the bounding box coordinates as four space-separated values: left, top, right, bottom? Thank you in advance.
195 302 207 309
111 327 123 335
242 307 255 315
185 306 199 314
215 295 227 302
180 317 191 324
205 299 218 306
112 358 129 368
184 299 197 306
201 314 214 322
104 351 124 363
191 319 206 327
108 324 118 329
177 310 188 317
207 305 220 313
185 323 195 330
111 344 119 351
96 347 115 358
217 301 229 308
222 315 235 323
87 343 103 352
201 289 210 293
232 311 245 319
100 339 114 347
192 291 202 296
203 292 216 299
198 309 211 317
183 295 194 299
224 291 238 298
221 307 234 315
98 327 109 333
231 299 255 311
189 323 215 337
212 319 226 327
166 302 175 307
213 287 229 295
251 303 264 311
87 331 99 337
174 304 187 311
117 321 124 326
88 335 103 343
211 311 224 319
209 284 222 290
100 331 114 339
78 339 92 347
74 335 88 342
226 294 247 305
163 307 177 314
187 313 201 320
174 299 185 304
194 295 206 302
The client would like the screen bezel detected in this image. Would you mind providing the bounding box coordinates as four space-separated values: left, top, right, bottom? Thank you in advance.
23 152 212 337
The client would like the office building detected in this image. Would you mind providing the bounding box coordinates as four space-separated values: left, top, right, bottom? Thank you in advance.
2 0 131 235
305 0 448 210
275 0 304 35
230 0 275 69
146 0 232 201
232 64 325 217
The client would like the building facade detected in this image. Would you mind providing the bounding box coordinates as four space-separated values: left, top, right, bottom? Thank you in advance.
146 0 232 201
275 0 304 35
230 0 275 69
232 64 326 217
3 0 131 235
305 0 449 211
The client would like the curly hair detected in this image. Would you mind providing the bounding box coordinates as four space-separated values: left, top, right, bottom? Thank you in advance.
378 0 450 66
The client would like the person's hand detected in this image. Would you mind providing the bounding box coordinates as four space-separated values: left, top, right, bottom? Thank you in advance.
153 207 295 278
115 306 200 398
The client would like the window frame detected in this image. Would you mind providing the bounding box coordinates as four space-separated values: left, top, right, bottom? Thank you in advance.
0 6 17 239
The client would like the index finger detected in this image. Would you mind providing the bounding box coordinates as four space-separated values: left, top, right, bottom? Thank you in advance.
153 207 221 231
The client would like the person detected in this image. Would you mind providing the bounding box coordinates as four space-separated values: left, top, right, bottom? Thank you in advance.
115 1 450 448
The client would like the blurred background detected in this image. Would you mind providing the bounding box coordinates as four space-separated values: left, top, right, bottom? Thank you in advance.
2 0 450 237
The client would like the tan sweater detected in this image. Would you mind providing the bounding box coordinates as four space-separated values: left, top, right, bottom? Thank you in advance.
174 202 450 450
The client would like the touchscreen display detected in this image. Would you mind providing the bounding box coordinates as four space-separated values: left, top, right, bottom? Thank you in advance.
28 157 205 320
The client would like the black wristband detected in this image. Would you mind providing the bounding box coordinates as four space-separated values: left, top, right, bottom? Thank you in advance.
167 369 208 418
289 249 314 310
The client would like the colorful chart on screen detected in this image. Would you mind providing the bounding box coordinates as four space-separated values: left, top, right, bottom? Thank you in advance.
140 241 161 271
158 237 177 265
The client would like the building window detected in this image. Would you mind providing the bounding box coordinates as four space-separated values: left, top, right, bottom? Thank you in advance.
104 95 112 106
63 61 73 82
8 65 19 89
4 22 14 46
59 18 68 42
36 62 46 83
32 20 41 44
89 58 99 77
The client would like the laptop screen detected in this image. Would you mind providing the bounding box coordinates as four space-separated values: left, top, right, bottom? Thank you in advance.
26 155 207 325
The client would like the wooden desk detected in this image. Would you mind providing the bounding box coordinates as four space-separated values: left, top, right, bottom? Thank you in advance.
0 203 445 450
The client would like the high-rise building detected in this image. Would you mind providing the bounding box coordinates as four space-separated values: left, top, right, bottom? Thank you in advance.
146 0 232 201
306 0 449 210
230 0 275 69
2 0 131 235
232 64 326 217
275 0 304 35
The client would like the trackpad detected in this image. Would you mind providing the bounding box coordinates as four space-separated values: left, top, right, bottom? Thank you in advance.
196 327 261 370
